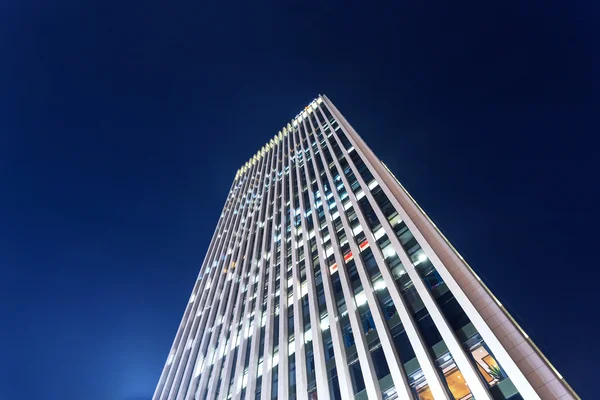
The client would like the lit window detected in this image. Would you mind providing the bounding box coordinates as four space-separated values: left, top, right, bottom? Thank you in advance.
320 316 330 331
372 226 385 240
389 214 402 227
355 291 367 306
414 252 428 265
325 245 334 257
242 371 248 388
193 358 203 378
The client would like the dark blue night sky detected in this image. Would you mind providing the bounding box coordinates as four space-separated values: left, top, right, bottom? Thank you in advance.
1 1 598 399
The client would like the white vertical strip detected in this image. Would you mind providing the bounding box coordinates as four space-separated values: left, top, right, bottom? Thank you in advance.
245 145 278 398
291 119 331 400
311 108 413 399
284 129 308 400
174 172 256 399
276 131 291 400
315 105 451 399
298 119 356 399
310 117 382 400
324 95 540 399
158 179 241 400
321 97 493 400
317 108 450 398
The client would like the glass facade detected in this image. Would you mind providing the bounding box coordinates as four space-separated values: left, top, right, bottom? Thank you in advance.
153 96 575 400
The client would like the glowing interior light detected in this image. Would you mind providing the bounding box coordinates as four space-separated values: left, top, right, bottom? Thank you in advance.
418 253 428 263
320 316 330 331
355 291 367 306
382 245 396 259
374 280 386 291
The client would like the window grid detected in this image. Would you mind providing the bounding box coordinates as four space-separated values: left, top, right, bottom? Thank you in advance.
154 96 555 400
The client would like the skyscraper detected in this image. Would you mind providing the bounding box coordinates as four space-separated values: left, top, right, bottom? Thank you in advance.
153 96 578 400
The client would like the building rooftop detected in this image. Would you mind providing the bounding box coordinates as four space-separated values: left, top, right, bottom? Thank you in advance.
235 95 324 179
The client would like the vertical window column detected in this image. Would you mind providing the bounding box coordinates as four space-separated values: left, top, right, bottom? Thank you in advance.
317 109 454 400
284 130 308 400
311 109 414 399
309 117 383 400
202 165 262 399
276 131 291 400
298 120 359 399
320 98 493 400
230 149 274 400
290 119 333 399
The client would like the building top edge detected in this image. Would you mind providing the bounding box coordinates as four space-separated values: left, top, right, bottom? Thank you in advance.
234 95 325 180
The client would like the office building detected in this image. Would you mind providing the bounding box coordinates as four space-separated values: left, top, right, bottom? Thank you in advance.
153 96 578 400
